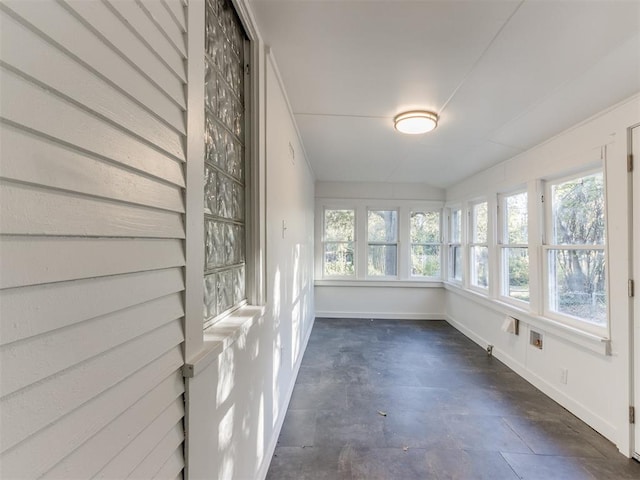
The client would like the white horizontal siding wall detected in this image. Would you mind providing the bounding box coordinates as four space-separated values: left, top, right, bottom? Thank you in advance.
0 0 188 478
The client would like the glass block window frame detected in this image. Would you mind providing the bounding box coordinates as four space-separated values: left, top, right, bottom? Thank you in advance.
543 169 608 332
498 190 530 304
204 0 248 328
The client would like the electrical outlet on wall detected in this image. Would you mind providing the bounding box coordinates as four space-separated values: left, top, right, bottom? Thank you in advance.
560 368 568 385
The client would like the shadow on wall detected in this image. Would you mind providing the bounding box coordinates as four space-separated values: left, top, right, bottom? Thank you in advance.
202 249 313 479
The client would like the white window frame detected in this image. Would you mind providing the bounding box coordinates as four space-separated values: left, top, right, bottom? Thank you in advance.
315 199 444 284
498 188 530 307
542 167 609 336
409 210 442 280
468 199 489 292
322 207 357 279
447 206 463 284
366 208 399 279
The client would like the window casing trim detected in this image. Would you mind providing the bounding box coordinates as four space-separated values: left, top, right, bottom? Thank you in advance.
497 188 530 307
541 165 609 336
316 199 444 282
468 200 489 293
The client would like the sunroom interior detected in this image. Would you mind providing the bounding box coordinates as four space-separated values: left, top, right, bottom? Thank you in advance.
1 0 639 478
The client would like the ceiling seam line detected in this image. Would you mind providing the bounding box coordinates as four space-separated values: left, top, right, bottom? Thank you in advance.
436 0 525 116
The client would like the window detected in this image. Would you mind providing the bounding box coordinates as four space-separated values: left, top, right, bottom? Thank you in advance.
499 191 529 302
316 202 443 282
323 209 355 276
545 171 607 327
448 207 462 282
410 211 441 278
367 209 398 276
469 201 488 289
203 0 248 328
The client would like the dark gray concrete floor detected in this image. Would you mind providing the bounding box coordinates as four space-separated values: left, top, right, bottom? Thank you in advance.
266 318 640 480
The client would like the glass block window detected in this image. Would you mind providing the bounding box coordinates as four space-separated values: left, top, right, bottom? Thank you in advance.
367 209 398 276
546 171 607 327
499 191 529 303
410 211 441 278
204 0 247 327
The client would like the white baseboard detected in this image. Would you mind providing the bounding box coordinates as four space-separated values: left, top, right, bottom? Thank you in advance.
315 311 445 320
256 315 316 480
445 313 617 444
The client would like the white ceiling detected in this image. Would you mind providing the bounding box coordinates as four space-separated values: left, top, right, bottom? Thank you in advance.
250 0 640 188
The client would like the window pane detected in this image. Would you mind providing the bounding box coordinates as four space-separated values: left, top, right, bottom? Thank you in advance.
368 245 397 276
325 209 355 242
451 209 462 243
505 192 528 244
411 211 440 243
472 202 488 243
451 245 462 281
368 210 398 242
204 0 247 326
471 245 489 288
411 245 440 277
551 172 605 245
548 249 606 324
324 242 354 276
504 247 529 302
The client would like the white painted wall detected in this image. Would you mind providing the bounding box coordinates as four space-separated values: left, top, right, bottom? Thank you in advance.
445 94 639 455
185 49 316 479
0 0 187 477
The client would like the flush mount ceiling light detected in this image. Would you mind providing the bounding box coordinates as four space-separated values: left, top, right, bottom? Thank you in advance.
394 111 438 134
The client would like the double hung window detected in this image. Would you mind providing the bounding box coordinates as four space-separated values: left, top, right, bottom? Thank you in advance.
367 209 398 277
448 208 463 282
410 211 441 278
499 191 529 303
469 201 489 289
323 209 356 277
545 171 607 329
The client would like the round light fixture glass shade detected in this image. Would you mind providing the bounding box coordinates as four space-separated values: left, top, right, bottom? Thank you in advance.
394 111 438 134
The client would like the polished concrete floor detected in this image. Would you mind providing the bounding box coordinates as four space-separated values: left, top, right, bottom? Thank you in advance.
266 318 640 480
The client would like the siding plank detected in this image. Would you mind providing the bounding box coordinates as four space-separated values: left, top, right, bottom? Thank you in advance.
96 396 184 480
1 321 184 453
0 0 186 131
128 422 185 479
0 237 185 289
61 0 187 91
0 268 184 345
0 10 185 153
154 444 186 480
163 0 187 32
46 381 184 480
0 68 184 185
105 0 186 78
0 347 184 479
0 181 185 238
1 293 184 396
137 0 187 57
0 126 184 214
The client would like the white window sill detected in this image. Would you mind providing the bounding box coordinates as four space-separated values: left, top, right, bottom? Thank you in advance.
315 279 444 288
183 305 265 378
443 282 611 356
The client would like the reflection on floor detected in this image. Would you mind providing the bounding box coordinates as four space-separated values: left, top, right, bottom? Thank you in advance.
266 318 640 480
